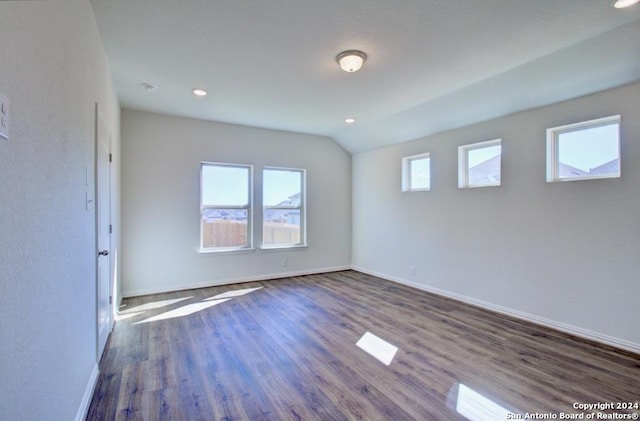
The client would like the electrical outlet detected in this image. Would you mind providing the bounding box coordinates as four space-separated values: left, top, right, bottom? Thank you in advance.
410 265 416 276
0 92 8 140
281 258 288 267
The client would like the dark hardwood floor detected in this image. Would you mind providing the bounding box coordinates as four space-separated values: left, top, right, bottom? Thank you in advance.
86 270 640 420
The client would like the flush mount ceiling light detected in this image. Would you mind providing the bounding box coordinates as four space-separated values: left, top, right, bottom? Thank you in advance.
336 50 367 72
612 0 639 7
345 117 356 124
193 88 208 97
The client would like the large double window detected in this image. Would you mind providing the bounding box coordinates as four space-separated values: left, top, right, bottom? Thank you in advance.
200 163 252 250
263 168 305 248
200 163 305 251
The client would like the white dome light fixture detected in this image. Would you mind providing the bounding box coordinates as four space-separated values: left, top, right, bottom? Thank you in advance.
193 88 208 97
612 0 639 8
336 50 367 72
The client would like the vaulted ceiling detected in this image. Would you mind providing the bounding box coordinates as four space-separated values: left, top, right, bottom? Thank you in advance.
90 0 640 154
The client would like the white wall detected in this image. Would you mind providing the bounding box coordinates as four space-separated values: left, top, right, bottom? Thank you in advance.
121 109 351 296
0 1 120 420
352 82 640 351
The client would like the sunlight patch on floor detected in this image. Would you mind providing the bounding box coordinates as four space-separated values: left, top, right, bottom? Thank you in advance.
120 297 192 314
455 384 514 421
356 331 398 366
134 299 231 324
205 286 263 300
122 286 264 324
115 311 146 321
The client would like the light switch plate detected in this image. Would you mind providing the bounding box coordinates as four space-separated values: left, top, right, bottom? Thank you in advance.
0 93 8 140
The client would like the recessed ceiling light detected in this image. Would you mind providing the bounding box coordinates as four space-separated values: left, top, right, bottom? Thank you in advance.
142 83 157 92
336 50 367 73
193 88 208 97
345 117 356 124
612 0 639 8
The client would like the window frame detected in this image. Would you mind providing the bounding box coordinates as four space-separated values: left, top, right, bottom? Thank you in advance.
401 153 431 192
458 138 502 189
199 162 253 252
546 115 621 183
262 166 307 249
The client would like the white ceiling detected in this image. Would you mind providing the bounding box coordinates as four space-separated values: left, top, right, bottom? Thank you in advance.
90 0 640 154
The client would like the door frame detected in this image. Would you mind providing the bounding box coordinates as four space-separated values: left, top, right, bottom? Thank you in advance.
95 103 112 361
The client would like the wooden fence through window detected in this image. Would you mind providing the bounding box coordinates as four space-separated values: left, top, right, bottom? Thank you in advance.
202 220 300 248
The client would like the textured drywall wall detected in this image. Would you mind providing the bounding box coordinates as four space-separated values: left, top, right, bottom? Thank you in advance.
121 109 351 296
352 82 640 348
0 1 120 419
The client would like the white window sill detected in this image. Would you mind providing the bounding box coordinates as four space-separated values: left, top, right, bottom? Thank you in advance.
260 244 308 252
198 247 256 255
403 188 431 192
547 174 620 183
459 183 501 189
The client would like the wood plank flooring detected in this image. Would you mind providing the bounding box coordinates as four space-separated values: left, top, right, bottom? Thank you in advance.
86 271 640 420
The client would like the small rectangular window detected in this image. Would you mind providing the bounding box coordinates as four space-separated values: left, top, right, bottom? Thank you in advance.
263 167 306 248
200 162 252 251
458 139 502 188
546 115 620 182
402 153 430 192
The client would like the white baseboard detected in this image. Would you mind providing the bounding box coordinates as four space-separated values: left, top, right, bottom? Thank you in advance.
122 265 351 298
351 265 640 355
75 364 99 421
